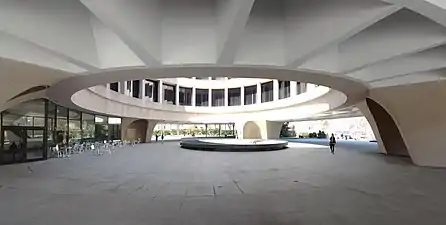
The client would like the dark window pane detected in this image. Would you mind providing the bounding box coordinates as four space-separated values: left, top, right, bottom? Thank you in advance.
162 83 176 104
195 89 209 107
261 81 273 103
228 88 241 106
212 89 224 107
244 85 257 105
132 80 140 98
279 80 290 99
110 82 119 92
179 87 192 106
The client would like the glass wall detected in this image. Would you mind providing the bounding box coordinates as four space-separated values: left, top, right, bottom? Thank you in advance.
196 89 209 107
1 99 122 164
261 81 274 103
163 83 176 104
94 115 108 141
279 80 290 99
47 101 56 147
152 123 235 140
1 99 47 163
82 113 95 141
212 89 225 107
244 85 257 105
228 88 241 106
108 117 122 140
179 87 192 106
56 105 68 146
68 110 81 144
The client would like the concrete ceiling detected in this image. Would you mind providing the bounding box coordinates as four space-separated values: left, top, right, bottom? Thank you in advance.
2 0 446 113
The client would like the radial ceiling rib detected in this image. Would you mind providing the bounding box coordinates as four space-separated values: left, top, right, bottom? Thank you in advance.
286 3 401 69
80 0 161 67
216 0 256 64
368 69 446 88
90 15 144 69
0 31 93 72
347 45 446 82
300 8 446 75
383 0 446 26
0 0 100 72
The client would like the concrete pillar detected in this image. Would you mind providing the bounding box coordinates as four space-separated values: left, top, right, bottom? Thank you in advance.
208 89 212 107
128 81 133 96
175 84 180 105
192 87 196 106
119 81 125 94
357 79 446 167
139 79 145 99
224 88 229 106
121 118 158 143
273 80 279 101
240 86 245 105
158 80 163 104
290 81 297 96
356 100 387 154
145 120 158 143
236 120 283 140
256 82 261 104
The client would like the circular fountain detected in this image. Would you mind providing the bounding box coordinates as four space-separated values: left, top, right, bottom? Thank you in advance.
180 138 288 152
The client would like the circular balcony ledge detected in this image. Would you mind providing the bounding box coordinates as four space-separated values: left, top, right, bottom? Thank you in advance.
47 66 368 121
86 84 332 114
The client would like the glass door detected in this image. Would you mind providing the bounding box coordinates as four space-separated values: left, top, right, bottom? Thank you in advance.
25 127 45 161
1 126 45 164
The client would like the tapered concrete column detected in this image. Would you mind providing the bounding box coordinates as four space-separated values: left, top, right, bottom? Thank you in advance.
224 88 229 106
121 118 158 143
192 87 196 106
175 84 180 105
240 86 245 106
208 89 212 107
158 80 163 103
358 80 446 167
273 80 279 101
256 82 261 104
290 81 297 96
236 120 283 140
356 100 387 155
145 120 158 143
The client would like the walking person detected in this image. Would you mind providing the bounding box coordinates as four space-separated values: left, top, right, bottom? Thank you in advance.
155 134 159 142
329 133 336 154
161 133 164 144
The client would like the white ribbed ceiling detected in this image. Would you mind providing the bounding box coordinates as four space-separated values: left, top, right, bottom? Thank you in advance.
1 0 446 88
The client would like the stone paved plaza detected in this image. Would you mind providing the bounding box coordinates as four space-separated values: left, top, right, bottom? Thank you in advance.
1 141 446 225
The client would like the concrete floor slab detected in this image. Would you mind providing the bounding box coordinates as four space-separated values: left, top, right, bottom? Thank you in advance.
0 141 445 224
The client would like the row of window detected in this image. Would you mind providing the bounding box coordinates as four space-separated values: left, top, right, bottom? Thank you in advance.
109 80 307 107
